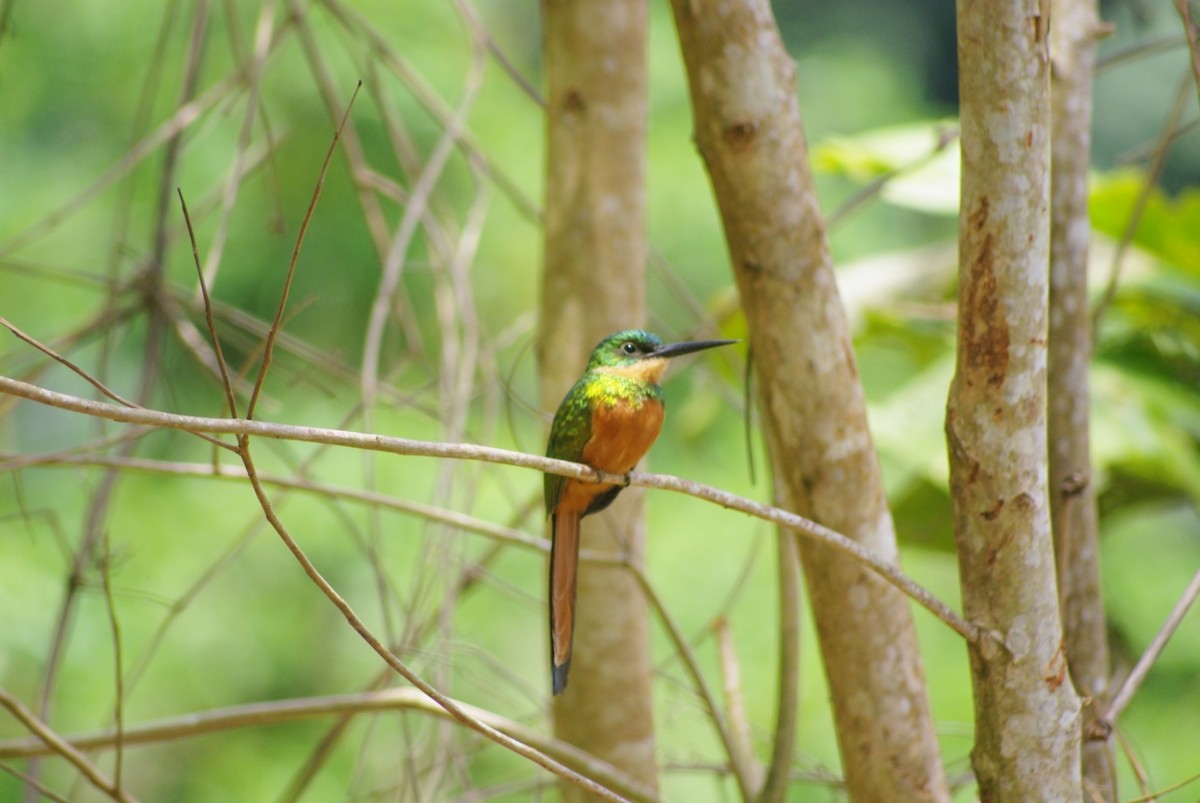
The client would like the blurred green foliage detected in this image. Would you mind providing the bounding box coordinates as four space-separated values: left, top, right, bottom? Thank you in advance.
1 0 1199 801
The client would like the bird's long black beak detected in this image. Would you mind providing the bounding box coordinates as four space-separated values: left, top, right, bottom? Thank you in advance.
651 338 738 359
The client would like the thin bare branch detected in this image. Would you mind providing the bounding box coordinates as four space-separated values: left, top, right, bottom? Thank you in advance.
1114 726 1156 802
10 455 547 555
198 1 278 293
1172 0 1200 104
316 0 542 223
231 430 638 803
359 15 483 410
1 316 233 453
713 617 763 800
1125 769 1200 803
0 318 136 408
177 189 240 418
1096 33 1182 71
246 80 361 419
0 688 139 803
0 689 657 803
0 762 74 803
1092 71 1192 336
0 374 982 643
0 55 269 261
756 531 800 803
627 563 752 799
100 534 126 793
1103 564 1200 725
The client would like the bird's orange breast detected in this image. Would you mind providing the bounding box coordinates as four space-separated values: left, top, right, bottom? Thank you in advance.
555 397 665 516
581 396 665 475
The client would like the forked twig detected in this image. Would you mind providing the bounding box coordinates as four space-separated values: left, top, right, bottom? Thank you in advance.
177 189 239 418
245 80 362 420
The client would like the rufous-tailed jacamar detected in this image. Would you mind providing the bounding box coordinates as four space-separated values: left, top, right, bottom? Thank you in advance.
544 329 735 695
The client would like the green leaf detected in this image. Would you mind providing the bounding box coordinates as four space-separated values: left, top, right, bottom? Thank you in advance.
812 120 961 215
1092 364 1200 504
1090 169 1200 274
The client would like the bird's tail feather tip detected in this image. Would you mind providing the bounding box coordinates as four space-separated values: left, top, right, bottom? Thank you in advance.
551 661 571 696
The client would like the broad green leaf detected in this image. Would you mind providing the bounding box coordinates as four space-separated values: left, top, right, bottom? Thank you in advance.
1092 364 1200 503
812 120 961 215
1090 170 1200 274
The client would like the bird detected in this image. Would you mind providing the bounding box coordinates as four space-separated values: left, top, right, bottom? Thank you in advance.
544 329 736 695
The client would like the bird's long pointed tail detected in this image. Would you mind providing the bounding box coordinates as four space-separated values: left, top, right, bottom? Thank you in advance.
549 510 581 695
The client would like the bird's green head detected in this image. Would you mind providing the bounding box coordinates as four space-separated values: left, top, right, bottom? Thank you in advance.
585 329 736 384
586 330 664 370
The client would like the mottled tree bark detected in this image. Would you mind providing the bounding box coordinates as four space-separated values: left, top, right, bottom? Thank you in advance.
1049 0 1115 797
948 1 1082 799
669 2 950 801
539 0 658 799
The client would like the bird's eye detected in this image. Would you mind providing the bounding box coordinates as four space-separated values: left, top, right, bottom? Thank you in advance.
621 341 638 355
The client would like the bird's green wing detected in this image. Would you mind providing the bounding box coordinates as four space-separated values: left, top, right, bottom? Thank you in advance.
545 379 593 514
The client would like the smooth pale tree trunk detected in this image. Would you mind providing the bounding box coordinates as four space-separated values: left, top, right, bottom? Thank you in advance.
669 2 950 801
948 1 1082 799
1049 0 1116 797
539 1 658 799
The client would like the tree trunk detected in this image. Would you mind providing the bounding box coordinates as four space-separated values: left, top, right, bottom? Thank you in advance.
1049 0 1116 797
948 1 1082 799
539 0 658 799
669 2 950 800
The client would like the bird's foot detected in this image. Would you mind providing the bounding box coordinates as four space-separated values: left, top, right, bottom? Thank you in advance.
621 471 633 487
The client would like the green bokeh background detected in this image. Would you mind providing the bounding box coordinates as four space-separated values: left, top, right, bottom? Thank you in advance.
1 1 1199 800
